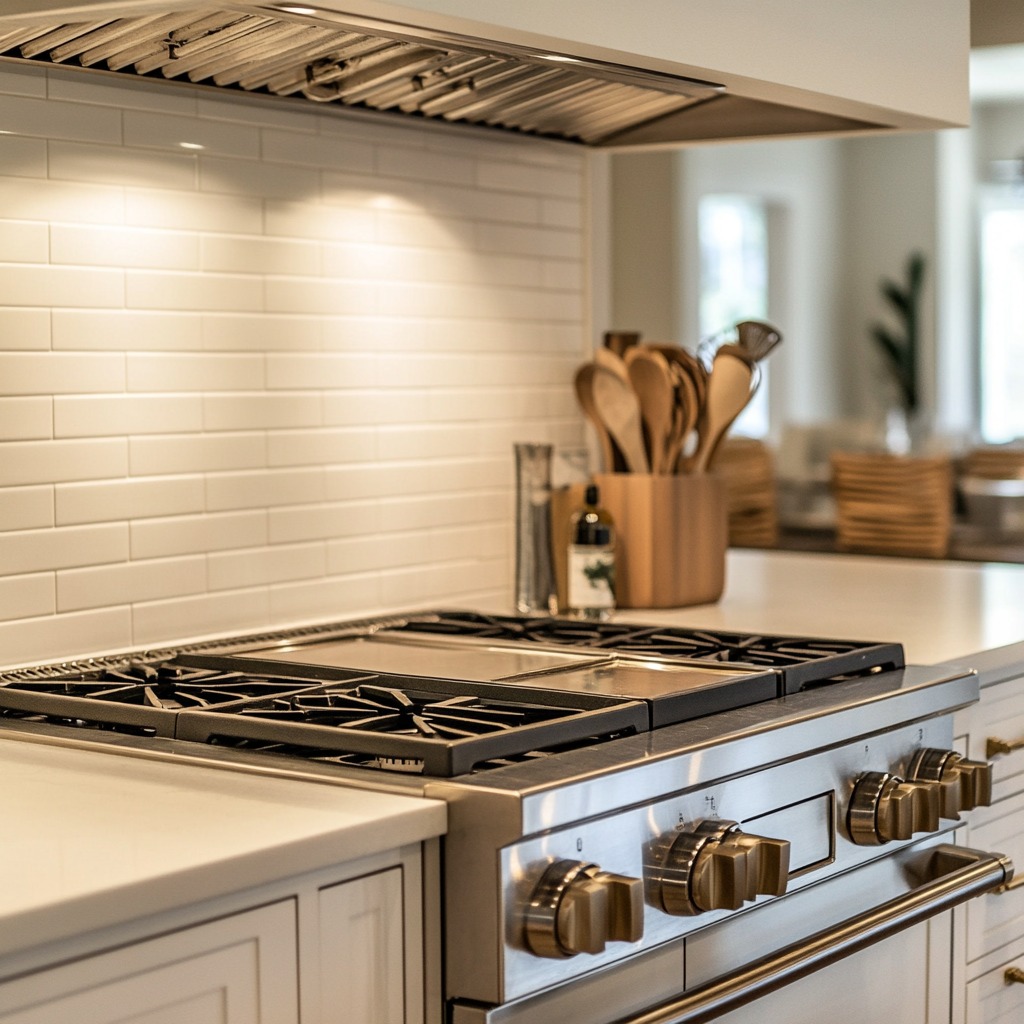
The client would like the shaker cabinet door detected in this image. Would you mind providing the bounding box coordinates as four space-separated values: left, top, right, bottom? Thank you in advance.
0 900 298 1024
318 867 406 1024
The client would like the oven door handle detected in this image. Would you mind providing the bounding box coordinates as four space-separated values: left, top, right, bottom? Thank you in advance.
617 844 1012 1024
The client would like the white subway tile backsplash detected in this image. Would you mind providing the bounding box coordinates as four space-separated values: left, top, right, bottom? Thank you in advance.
123 109 260 158
0 397 52 441
126 269 264 313
201 314 323 352
0 309 51 351
55 475 205 525
0 64 587 665
0 352 124 395
0 573 55 621
262 128 373 171
0 486 54 531
200 235 320 276
131 509 268 559
0 176 125 224
129 433 267 475
125 187 263 234
0 93 122 143
0 522 127 574
47 67 197 114
268 572 382 625
53 311 196 352
264 276 378 316
54 393 204 437
0 135 47 177
203 393 322 431
267 427 378 467
0 265 125 308
48 140 198 190
57 555 206 612
132 588 271 648
50 223 199 270
0 607 132 668
127 353 265 392
207 541 326 591
205 467 326 510
477 158 582 198
0 221 48 262
0 438 127 487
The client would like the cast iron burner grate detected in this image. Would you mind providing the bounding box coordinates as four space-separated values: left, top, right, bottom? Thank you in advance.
0 661 362 736
174 675 648 776
387 611 906 693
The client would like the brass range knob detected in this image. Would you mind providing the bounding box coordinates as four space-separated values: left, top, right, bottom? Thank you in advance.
907 748 993 815
847 771 941 845
523 859 644 959
652 819 791 917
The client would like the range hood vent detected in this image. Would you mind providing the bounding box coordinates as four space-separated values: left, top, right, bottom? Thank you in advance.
0 4 737 145
0 3 889 147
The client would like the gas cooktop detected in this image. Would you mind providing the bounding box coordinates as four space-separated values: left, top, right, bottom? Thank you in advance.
0 610 906 777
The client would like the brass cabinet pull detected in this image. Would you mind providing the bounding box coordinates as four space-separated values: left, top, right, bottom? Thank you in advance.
1005 966 1024 985
999 873 1024 894
987 736 1024 759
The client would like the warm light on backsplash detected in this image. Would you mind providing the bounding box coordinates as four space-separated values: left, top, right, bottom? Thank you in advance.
0 62 588 667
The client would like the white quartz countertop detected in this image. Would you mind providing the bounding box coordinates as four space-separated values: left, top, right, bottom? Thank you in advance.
0 734 445 964
622 549 1024 667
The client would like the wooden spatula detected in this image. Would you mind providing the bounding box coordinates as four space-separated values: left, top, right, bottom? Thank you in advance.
591 363 650 473
687 350 757 474
625 347 675 473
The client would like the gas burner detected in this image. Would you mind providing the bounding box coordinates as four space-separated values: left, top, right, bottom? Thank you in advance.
4 665 328 710
0 660 366 736
390 612 905 692
175 675 648 777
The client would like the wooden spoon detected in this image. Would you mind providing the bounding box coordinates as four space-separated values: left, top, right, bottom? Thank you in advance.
591 363 650 473
687 350 757 474
574 363 618 473
625 347 675 473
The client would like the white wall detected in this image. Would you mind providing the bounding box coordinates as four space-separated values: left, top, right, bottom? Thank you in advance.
0 61 589 667
609 138 846 432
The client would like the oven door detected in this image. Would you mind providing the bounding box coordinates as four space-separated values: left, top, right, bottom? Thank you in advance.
450 840 1010 1024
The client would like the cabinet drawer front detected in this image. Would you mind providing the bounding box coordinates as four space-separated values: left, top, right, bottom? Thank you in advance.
970 680 1024 801
965 793 1024 962
967 956 1024 1023
0 900 298 1024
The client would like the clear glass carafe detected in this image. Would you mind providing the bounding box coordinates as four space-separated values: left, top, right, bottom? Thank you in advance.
514 442 557 615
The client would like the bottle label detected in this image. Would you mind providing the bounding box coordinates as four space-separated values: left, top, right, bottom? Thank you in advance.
568 545 615 610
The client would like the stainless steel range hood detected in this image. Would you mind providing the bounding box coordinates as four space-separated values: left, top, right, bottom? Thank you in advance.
0 1 968 148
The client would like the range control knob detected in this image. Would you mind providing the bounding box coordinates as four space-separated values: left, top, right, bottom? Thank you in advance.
847 771 941 845
523 859 644 959
906 748 993 815
653 819 791 917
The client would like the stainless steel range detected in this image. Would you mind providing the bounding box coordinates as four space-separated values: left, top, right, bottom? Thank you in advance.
0 611 1011 1024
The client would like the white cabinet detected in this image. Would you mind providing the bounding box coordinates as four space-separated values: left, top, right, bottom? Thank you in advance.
0 852 431 1024
318 868 406 1024
956 662 1024 1023
0 901 298 1024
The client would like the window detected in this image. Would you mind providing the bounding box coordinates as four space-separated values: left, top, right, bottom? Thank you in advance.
979 190 1024 443
698 194 770 437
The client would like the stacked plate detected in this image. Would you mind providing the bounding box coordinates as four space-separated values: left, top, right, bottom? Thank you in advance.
714 438 779 548
830 452 953 558
961 444 1024 479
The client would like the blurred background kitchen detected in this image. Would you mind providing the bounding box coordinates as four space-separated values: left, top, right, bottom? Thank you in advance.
596 5 1024 562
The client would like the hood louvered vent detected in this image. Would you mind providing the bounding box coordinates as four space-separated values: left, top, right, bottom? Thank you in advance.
0 6 723 144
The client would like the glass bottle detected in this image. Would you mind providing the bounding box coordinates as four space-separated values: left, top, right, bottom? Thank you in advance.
513 442 558 616
567 483 616 619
